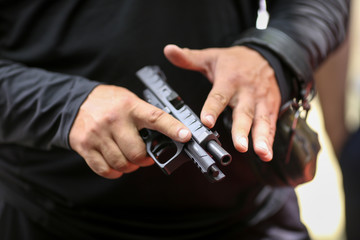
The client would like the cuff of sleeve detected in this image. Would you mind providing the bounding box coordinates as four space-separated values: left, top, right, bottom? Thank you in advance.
233 27 314 99
58 78 100 150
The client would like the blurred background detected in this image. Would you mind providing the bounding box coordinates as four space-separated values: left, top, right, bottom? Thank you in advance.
295 1 360 240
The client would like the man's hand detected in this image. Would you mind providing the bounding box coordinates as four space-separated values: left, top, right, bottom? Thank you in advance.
69 85 191 179
164 44 281 162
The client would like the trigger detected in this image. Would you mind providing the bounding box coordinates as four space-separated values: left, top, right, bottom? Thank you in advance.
150 135 180 164
152 140 172 158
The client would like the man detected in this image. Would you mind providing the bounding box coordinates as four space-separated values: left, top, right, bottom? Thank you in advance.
0 0 349 239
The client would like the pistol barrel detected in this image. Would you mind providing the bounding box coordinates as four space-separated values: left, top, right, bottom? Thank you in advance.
207 140 232 166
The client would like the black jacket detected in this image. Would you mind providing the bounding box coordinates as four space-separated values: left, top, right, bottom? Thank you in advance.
0 0 350 239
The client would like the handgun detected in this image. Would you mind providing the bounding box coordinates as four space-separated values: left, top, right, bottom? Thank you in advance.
136 66 232 182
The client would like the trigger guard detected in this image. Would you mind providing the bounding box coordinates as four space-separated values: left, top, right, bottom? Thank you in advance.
143 129 188 175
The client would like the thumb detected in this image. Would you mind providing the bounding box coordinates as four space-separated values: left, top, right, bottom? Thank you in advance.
164 44 210 72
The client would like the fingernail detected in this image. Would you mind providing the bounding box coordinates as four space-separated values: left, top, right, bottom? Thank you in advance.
255 140 273 161
256 140 268 152
237 136 248 150
178 129 190 140
205 115 215 127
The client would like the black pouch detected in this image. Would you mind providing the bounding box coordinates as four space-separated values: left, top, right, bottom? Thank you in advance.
250 99 321 187
223 97 321 187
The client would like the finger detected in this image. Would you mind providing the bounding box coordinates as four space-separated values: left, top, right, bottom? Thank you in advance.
230 89 256 153
133 101 191 143
164 44 211 75
200 83 235 128
251 102 277 162
113 123 155 167
82 149 124 179
99 136 141 173
70 124 125 179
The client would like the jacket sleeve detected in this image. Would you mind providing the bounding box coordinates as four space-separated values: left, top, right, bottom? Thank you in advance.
233 0 350 99
0 59 100 150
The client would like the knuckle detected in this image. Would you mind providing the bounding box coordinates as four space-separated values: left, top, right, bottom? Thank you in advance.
111 161 130 172
77 128 102 150
211 92 228 107
228 71 245 84
256 88 268 98
241 106 255 120
77 133 94 150
231 69 255 84
147 108 166 124
119 91 136 107
103 112 119 125
258 114 271 125
127 149 147 164
87 123 101 135
97 167 114 178
87 158 113 177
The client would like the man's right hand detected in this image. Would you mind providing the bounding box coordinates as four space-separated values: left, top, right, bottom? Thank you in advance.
69 85 191 179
